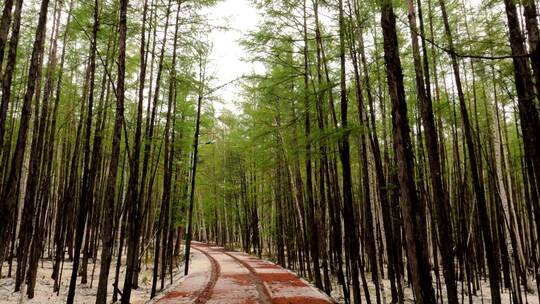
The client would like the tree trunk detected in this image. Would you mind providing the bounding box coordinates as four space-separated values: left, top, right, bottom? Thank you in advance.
302 0 322 289
438 1 502 302
95 0 127 300
152 1 180 297
380 0 436 302
406 0 458 302
0 0 17 153
67 0 99 300
337 0 361 301
0 0 24 251
0 0 14 80
25 0 64 296
505 0 540 247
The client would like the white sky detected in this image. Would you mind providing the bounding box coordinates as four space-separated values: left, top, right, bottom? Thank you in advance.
202 0 485 115
203 0 262 114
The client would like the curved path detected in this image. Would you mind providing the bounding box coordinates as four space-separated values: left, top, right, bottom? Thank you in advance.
158 242 336 304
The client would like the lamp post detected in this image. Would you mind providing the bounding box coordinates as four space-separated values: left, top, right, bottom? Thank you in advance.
184 45 226 275
184 90 203 275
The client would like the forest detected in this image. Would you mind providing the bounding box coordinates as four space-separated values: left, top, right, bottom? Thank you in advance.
0 0 540 303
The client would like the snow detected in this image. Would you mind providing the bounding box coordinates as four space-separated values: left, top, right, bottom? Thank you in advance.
0 251 184 304
153 248 213 304
2 246 537 303
328 270 539 304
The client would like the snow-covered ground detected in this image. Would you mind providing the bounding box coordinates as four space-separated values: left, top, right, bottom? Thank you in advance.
0 253 185 304
2 248 538 304
328 271 539 304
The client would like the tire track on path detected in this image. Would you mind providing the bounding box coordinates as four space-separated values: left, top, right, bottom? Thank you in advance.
162 243 337 304
219 249 273 304
191 244 220 303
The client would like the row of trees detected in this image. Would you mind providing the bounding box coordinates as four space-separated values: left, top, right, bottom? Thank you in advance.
2 0 540 302
192 0 540 303
0 0 215 302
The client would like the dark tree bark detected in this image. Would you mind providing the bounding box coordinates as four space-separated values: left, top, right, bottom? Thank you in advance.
356 20 403 303
185 54 205 276
67 0 99 301
49 2 74 291
152 1 180 297
406 0 458 302
380 0 436 302
25 0 64 297
0 0 14 81
95 0 127 301
438 0 502 302
522 0 540 102
348 22 381 304
114 0 149 299
0 0 16 150
0 0 24 251
302 0 322 290
337 0 361 302
79 0 101 285
506 0 540 232
124 0 172 296
3 0 51 293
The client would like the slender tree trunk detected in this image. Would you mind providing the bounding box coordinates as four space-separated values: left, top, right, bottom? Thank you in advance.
505 0 540 245
152 2 180 297
346 3 380 302
67 0 99 301
0 0 24 251
338 0 361 301
406 0 458 302
25 0 64 297
5 0 51 294
113 0 148 300
96 0 127 301
438 1 502 302
380 0 436 302
302 0 322 289
184 54 205 275
0 0 14 79
124 0 172 295
0 0 17 152
50 3 74 290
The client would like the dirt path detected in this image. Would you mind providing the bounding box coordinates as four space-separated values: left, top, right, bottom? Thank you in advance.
158 242 336 304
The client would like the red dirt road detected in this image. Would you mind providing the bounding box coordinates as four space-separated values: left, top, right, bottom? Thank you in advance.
157 242 337 304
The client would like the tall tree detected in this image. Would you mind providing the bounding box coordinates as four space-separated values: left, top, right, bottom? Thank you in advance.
96 0 127 301
438 0 502 302
0 0 18 153
380 0 436 302
405 0 458 302
152 1 181 297
1 0 51 281
337 0 361 301
302 0 322 290
0 0 14 80
505 0 540 230
184 49 206 276
0 0 24 249
25 0 64 297
67 0 100 300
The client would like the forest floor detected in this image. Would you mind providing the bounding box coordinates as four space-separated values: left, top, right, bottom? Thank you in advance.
1 244 538 304
0 252 185 303
329 269 539 304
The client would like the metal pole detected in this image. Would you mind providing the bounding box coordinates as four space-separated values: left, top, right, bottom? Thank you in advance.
184 92 202 275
